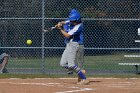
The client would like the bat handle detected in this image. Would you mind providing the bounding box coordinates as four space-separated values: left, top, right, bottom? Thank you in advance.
51 27 55 30
43 29 47 32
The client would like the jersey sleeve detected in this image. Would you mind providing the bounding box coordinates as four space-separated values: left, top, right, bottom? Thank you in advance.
68 24 81 35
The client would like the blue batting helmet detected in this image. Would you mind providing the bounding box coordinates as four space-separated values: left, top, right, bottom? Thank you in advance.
69 9 77 16
69 9 81 22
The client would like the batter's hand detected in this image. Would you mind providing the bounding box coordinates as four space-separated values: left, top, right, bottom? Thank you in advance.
55 21 66 28
55 22 63 30
55 22 62 28
55 25 63 30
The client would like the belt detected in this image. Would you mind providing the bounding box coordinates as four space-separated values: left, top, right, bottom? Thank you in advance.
69 39 83 45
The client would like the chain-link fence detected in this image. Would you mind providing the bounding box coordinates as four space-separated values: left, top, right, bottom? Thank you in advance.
0 0 140 75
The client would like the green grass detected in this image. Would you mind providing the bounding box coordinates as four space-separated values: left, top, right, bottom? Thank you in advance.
5 52 140 78
84 53 140 70
9 53 140 69
8 53 140 71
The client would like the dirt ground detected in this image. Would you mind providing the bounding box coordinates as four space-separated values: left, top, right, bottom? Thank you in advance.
0 78 140 93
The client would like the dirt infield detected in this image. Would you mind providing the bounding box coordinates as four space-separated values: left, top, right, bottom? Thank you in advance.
0 78 140 93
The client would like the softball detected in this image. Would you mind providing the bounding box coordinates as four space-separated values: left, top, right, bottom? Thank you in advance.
26 39 32 45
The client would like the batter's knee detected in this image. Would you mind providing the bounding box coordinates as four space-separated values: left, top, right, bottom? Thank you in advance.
69 66 80 73
60 62 66 67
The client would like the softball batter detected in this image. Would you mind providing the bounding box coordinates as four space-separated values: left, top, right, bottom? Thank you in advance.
55 9 89 85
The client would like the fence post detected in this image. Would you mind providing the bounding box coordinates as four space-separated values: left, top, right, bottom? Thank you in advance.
41 0 45 74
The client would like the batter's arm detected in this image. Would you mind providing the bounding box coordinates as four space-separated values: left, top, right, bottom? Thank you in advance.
60 29 71 38
55 25 71 38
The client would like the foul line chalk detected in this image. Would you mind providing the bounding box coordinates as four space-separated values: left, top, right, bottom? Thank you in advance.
55 88 95 93
0 82 57 86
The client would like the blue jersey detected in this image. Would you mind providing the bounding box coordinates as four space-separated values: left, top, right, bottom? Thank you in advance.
63 20 84 45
